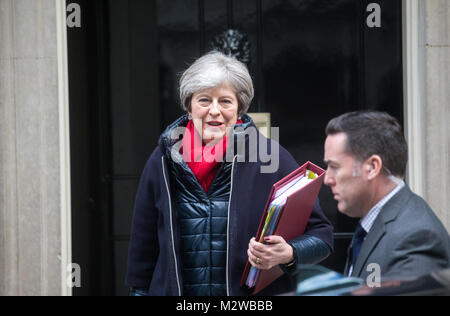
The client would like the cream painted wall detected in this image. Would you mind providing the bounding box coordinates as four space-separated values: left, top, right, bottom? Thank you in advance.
422 0 450 232
0 0 70 296
405 0 450 232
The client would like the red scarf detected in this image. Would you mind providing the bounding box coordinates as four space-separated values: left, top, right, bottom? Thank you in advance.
181 120 241 192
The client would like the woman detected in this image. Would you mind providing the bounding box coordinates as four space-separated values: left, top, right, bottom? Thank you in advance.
126 51 333 296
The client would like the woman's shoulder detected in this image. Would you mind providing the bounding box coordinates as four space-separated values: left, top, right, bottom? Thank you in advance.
249 131 298 178
142 145 165 172
258 131 298 162
275 145 299 176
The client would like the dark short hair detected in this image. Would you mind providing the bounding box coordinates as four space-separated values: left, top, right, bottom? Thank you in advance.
326 111 408 178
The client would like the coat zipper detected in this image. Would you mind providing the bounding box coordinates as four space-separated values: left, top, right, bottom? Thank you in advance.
226 155 237 296
162 156 182 296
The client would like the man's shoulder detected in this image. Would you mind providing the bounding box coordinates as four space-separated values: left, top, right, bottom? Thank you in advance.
383 186 430 221
383 187 448 239
397 190 442 225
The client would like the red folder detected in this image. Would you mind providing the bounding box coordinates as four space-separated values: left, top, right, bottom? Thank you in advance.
240 161 325 294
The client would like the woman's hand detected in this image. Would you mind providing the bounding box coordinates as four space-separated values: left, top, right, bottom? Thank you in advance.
247 236 294 270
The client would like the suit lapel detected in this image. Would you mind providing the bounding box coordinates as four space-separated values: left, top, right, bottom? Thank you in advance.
351 185 412 277
352 219 385 277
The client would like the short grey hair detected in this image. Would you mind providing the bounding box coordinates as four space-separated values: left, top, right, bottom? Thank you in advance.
179 51 254 117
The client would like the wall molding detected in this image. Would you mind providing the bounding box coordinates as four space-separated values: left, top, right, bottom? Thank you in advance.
56 0 72 297
403 0 426 197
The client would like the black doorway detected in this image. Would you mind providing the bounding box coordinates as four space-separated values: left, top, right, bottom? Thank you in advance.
67 0 403 296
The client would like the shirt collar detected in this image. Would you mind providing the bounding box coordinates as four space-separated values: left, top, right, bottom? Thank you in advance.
360 180 405 233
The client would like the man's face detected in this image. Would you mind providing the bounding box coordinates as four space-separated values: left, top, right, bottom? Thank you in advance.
324 133 368 218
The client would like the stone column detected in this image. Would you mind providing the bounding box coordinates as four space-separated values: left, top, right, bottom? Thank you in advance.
423 0 450 231
0 0 70 296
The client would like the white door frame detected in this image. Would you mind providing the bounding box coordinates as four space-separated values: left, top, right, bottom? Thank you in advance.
56 0 73 296
403 0 426 197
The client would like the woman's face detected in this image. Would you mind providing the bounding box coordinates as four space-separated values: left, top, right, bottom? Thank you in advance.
189 83 239 145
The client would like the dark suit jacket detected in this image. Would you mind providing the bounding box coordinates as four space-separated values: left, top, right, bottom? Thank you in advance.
345 185 450 282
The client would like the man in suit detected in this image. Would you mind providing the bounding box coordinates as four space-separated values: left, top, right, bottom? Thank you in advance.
323 111 450 283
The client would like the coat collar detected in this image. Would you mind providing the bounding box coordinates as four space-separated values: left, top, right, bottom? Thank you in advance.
159 114 256 162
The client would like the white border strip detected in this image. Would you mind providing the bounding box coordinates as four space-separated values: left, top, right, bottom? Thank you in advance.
403 0 425 197
56 0 72 296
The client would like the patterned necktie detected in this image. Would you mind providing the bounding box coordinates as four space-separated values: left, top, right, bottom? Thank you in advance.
351 223 367 268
